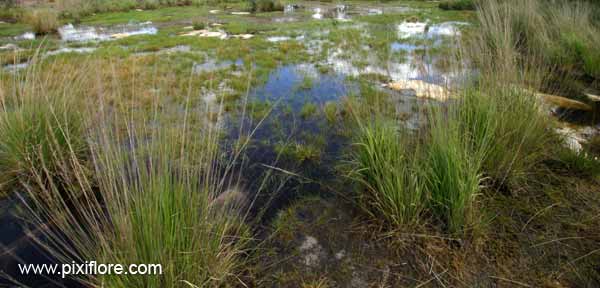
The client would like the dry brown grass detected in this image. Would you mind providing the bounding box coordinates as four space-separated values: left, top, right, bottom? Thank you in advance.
23 8 59 35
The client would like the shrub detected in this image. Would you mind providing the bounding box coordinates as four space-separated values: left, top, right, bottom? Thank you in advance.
24 9 59 35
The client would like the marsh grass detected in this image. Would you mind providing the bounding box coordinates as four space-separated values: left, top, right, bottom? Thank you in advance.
0 60 86 194
472 0 600 96
24 9 59 35
350 118 425 228
55 0 201 18
426 103 487 234
439 0 474 11
13 59 251 287
249 0 284 13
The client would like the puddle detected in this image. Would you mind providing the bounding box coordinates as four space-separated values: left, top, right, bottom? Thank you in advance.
251 64 349 106
0 43 19 50
15 32 35 40
398 21 469 39
279 3 412 22
181 29 253 40
325 46 457 85
45 47 97 56
133 45 192 56
428 21 469 37
226 63 355 220
312 8 324 19
58 22 157 42
267 36 292 42
266 35 305 42
397 22 428 39
391 42 420 52
0 197 81 287
3 62 29 72
192 59 243 74
3 46 97 72
368 8 383 15
284 4 300 13
311 5 350 21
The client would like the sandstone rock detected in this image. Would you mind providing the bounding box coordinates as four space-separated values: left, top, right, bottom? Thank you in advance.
211 186 248 210
180 29 228 39
585 93 600 102
555 127 585 154
385 80 451 101
299 235 324 268
537 92 593 111
233 34 254 40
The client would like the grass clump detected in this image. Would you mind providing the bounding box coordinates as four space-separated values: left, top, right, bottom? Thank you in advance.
472 0 600 96
249 0 283 13
16 60 250 287
350 118 425 228
439 0 475 11
192 17 206 30
323 101 337 123
91 130 249 287
300 102 318 119
24 9 59 35
0 97 85 192
275 141 321 163
0 66 86 194
425 105 487 234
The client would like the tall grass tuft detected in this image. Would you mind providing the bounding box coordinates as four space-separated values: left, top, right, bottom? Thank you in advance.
464 0 557 186
471 0 600 94
0 62 86 194
16 59 250 287
425 102 487 234
350 118 425 228
24 9 60 35
249 0 284 13
439 0 475 11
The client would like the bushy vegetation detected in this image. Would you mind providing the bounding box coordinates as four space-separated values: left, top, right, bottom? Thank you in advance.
439 0 475 11
13 61 250 287
0 65 86 194
248 0 283 13
55 0 199 19
472 0 600 97
425 107 486 234
0 0 20 21
23 9 60 35
351 119 425 228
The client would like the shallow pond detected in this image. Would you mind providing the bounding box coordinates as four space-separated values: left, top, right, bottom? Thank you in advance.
0 2 475 284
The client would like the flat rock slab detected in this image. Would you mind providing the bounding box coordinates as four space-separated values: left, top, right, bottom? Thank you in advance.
385 80 452 101
537 92 593 111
